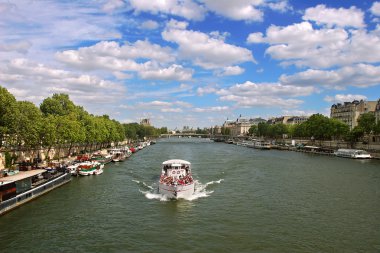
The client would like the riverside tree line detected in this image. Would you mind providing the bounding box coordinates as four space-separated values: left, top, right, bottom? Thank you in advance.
0 86 167 157
220 114 380 145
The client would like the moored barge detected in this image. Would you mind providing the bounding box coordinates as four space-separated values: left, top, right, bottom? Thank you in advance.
0 169 71 215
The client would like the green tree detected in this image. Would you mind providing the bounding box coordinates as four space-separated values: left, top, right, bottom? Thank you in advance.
374 121 380 135
221 127 230 136
357 113 376 134
0 86 18 147
14 101 43 148
269 123 288 139
248 125 258 136
257 122 270 137
40 93 76 116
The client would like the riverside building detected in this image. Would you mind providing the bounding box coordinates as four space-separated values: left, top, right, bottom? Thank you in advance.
330 100 378 130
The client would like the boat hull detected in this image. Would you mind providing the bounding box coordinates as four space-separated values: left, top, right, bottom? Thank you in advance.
159 183 195 199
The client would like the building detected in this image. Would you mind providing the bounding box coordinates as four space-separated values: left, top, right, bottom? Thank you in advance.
375 99 380 124
330 100 377 130
222 116 266 136
140 118 151 126
267 116 309 125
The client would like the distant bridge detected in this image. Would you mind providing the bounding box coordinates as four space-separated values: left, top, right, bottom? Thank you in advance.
160 133 233 139
160 133 210 138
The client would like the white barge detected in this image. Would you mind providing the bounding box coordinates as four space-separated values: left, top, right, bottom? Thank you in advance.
158 159 194 199
335 149 372 159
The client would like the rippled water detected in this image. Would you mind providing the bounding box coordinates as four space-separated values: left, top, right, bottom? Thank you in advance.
1 138 380 252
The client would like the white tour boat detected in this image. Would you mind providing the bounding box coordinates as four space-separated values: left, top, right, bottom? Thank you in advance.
159 159 195 199
335 149 372 159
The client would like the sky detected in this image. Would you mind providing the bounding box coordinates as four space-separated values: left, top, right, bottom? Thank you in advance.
1 0 380 129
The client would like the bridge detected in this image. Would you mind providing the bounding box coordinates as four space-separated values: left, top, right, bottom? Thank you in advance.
160 133 211 138
160 133 233 140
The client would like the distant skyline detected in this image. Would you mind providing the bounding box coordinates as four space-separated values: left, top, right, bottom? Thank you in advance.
1 0 380 129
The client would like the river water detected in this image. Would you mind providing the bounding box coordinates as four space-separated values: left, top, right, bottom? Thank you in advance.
1 138 380 253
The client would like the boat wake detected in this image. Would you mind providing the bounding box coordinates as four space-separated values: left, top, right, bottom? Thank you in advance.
134 179 224 202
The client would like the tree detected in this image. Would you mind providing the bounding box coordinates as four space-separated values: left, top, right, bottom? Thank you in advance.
0 86 18 147
357 113 376 134
221 127 230 136
330 118 349 140
40 93 76 116
374 121 380 135
248 125 258 136
14 101 43 148
269 123 288 139
257 122 270 137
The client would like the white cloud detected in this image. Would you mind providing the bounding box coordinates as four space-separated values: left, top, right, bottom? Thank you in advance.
203 0 264 22
220 95 303 108
140 20 159 30
246 32 264 43
0 1 123 61
56 40 194 81
57 40 174 67
0 41 32 54
135 100 192 113
324 94 367 103
280 64 380 88
216 66 245 76
197 85 218 96
129 0 206 21
217 81 315 97
193 106 230 112
162 20 255 69
215 81 312 109
139 64 193 81
254 21 380 68
102 0 126 12
267 0 291 13
303 4 365 28
370 2 380 16
0 58 125 108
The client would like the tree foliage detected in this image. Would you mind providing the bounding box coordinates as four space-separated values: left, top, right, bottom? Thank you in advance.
0 86 167 154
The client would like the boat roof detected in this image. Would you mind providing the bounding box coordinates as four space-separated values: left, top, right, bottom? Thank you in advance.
0 169 46 184
162 159 191 165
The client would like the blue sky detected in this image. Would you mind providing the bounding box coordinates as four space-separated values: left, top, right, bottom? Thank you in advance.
1 0 380 129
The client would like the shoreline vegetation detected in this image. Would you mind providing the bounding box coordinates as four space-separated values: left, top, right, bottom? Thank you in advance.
0 86 167 169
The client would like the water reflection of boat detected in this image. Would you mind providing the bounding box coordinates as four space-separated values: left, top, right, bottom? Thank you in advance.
158 159 194 199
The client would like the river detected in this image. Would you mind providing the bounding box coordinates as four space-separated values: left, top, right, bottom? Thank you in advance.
1 138 380 253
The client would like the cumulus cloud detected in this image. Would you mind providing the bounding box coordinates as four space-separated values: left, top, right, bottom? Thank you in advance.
215 81 312 109
56 40 193 81
250 21 380 68
280 64 380 88
193 106 230 112
135 100 192 113
215 66 245 76
196 85 218 96
371 2 380 16
162 19 255 70
102 0 125 12
138 64 193 81
129 0 206 21
0 1 123 60
140 20 159 30
303 4 365 28
266 0 292 13
324 94 367 103
0 58 125 107
202 0 263 22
